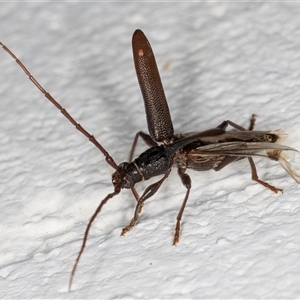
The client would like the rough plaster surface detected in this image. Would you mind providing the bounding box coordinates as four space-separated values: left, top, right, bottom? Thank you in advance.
1 3 300 299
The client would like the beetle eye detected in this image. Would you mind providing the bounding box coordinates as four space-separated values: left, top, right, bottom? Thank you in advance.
112 176 117 185
111 172 121 186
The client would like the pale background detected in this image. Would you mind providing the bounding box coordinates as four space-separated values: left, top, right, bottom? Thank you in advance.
0 2 300 299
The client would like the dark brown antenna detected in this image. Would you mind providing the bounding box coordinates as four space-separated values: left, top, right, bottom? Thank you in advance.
0 41 118 170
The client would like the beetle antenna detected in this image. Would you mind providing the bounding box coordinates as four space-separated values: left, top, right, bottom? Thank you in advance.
68 184 122 291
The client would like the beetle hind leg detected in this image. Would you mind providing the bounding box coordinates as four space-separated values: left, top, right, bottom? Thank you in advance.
248 157 283 193
217 114 257 131
248 114 256 131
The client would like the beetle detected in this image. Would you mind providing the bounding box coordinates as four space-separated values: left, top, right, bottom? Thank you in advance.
1 29 299 291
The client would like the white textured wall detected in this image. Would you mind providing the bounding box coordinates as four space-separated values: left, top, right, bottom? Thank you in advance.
1 3 300 298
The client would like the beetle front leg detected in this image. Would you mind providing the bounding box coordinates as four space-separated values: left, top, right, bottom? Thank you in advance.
121 169 171 236
129 132 158 206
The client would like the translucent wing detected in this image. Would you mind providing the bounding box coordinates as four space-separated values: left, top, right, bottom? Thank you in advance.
191 141 300 183
194 142 297 157
267 150 300 183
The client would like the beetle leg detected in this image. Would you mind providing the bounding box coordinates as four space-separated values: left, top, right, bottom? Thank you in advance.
217 114 257 132
248 114 256 131
173 168 192 245
129 131 158 207
129 131 158 162
121 169 171 236
248 157 283 193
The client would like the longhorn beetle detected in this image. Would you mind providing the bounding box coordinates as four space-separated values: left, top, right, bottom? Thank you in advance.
1 29 300 291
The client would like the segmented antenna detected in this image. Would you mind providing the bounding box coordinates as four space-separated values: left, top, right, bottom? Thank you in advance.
0 41 124 291
0 41 118 170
